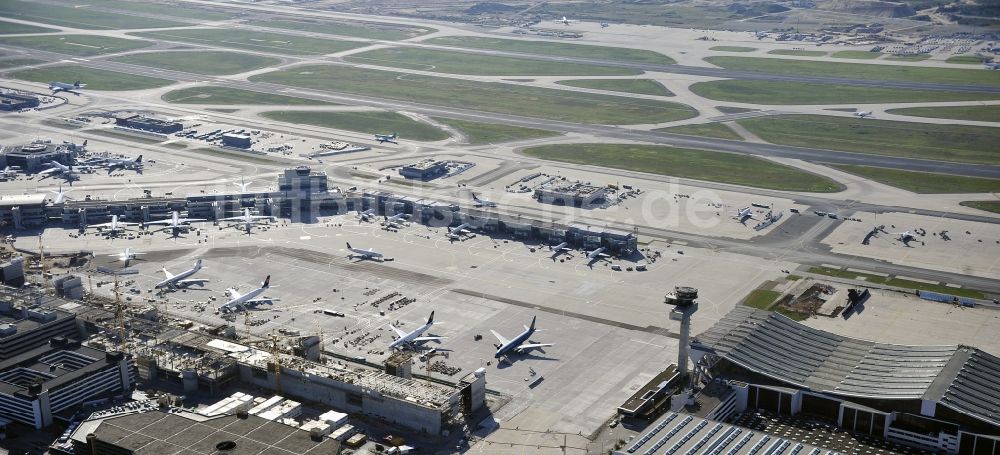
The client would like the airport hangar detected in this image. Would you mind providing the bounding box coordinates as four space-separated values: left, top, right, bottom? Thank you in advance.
689 307 1000 455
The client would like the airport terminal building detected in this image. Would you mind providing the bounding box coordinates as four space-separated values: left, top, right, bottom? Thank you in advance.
690 307 1000 455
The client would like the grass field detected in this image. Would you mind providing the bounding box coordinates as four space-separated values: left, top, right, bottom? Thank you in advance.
807 266 985 299
657 122 743 140
131 29 367 56
767 49 826 57
0 0 185 29
260 110 449 142
554 79 672 96
163 86 330 105
111 51 279 76
0 34 152 56
741 289 781 309
520 144 841 192
425 36 675 65
248 19 433 41
831 50 881 59
250 65 698 125
690 80 1000 104
705 56 1000 86
432 118 559 144
10 65 174 90
0 20 57 34
738 115 1000 164
885 105 1000 122
73 0 233 21
884 54 931 61
0 58 42 70
832 165 1000 193
960 201 1000 214
710 46 756 52
946 55 984 64
346 48 640 76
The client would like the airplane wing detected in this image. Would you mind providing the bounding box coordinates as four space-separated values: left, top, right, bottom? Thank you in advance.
145 219 174 225
226 288 243 300
490 330 510 345
162 268 175 279
177 218 207 223
38 167 60 175
246 298 278 304
219 216 244 221
90 222 113 228
177 278 208 285
412 336 445 342
390 325 407 338
516 343 552 351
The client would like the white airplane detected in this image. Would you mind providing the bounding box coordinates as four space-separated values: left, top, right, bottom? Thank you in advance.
155 259 208 289
49 81 86 94
346 242 384 261
383 213 410 228
375 132 398 144
471 193 497 208
90 215 139 235
549 241 571 259
491 316 552 361
585 247 610 266
388 311 444 350
734 206 756 225
219 275 278 313
234 177 253 192
447 223 471 240
38 161 90 181
894 231 917 246
107 247 143 266
145 211 207 232
556 16 579 25
49 184 72 204
0 166 20 179
854 111 873 118
357 209 376 222
220 208 273 234
101 155 143 173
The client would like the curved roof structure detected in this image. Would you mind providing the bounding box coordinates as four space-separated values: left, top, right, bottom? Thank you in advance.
693 307 1000 428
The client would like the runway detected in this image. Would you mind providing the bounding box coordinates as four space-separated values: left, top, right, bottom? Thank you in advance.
4 44 998 179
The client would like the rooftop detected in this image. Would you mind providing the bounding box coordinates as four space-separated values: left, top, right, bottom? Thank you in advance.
0 339 118 397
78 409 340 455
0 193 47 207
692 307 1000 428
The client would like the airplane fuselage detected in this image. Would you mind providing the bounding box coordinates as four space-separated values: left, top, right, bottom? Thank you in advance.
495 328 534 359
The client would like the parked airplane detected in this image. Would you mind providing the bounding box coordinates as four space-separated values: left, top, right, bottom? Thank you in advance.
491 316 552 361
375 133 398 144
219 275 278 313
471 192 497 207
49 184 72 204
234 177 253 192
854 111 873 118
220 208 273 234
383 213 410 228
984 62 1000 70
357 209 376 222
734 207 756 224
102 155 143 173
90 215 139 235
389 311 444 350
49 81 86 94
585 247 610 266
154 259 208 289
556 16 579 25
600 22 610 28
549 241 571 259
145 211 207 233
346 242 384 261
38 161 90 181
108 247 143 266
894 231 917 246
447 223 471 239
0 166 20 179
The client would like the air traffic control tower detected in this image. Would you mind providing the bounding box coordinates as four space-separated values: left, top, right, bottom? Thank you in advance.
666 286 698 383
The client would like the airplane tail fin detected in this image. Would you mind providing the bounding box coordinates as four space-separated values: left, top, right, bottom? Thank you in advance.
428 311 435 324
74 81 81 87
135 155 142 163
262 275 271 288
346 242 352 249
530 316 537 330
194 259 203 269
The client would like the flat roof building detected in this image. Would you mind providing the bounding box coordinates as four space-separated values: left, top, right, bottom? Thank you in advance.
69 408 340 454
399 159 447 180
0 140 81 172
221 132 252 149
0 286 80 360
114 113 183 134
535 181 607 208
0 338 133 428
0 92 39 112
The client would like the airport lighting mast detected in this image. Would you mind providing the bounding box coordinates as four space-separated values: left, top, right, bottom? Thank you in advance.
665 286 699 385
